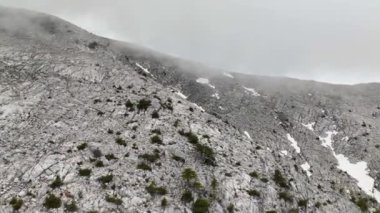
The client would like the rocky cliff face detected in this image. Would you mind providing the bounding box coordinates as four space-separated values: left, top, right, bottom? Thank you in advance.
0 7 379 213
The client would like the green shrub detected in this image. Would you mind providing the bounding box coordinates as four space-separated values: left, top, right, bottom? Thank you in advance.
64 200 78 212
182 168 198 182
151 111 159 118
179 130 199 144
137 99 151 111
261 177 269 183
181 190 193 203
227 203 234 213
43 194 62 209
150 135 163 144
79 168 92 177
50 176 63 189
151 129 161 135
278 191 293 203
273 169 288 188
139 152 160 163
145 182 167 196
192 198 210 213
195 143 216 166
298 199 308 208
161 197 168 207
95 160 104 167
265 210 277 213
137 162 152 171
352 196 369 211
249 171 259 178
172 154 185 163
77 143 87 150
9 197 23 211
97 174 113 184
105 194 123 205
105 154 118 161
247 189 260 197
315 202 321 208
211 177 218 191
125 100 135 111
115 137 127 146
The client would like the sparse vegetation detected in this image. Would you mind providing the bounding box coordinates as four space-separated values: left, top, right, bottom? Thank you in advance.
105 194 123 205
351 195 369 211
137 162 152 171
43 194 62 209
105 154 118 161
179 130 199 144
273 169 288 188
137 99 151 111
247 189 260 197
151 111 159 118
50 176 63 189
182 168 198 183
92 149 102 158
192 198 210 213
88 41 99 49
97 174 113 184
298 199 308 208
139 150 160 163
115 137 127 146
145 182 167 196
161 197 168 208
125 100 135 111
195 143 216 166
9 197 23 211
77 143 87 150
95 160 104 167
172 154 185 163
278 191 293 203
150 135 163 144
249 171 259 178
64 200 78 212
227 203 234 213
181 190 194 203
78 168 92 177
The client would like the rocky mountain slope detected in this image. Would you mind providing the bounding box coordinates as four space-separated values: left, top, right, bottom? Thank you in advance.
0 6 379 213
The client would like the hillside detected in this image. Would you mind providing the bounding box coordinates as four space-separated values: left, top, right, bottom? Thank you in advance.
0 6 379 213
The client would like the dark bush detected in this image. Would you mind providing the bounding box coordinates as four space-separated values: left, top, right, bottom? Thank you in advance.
181 190 193 203
227 203 234 213
97 174 113 184
64 200 78 212
278 191 293 203
105 154 118 161
79 168 92 177
43 194 62 209
161 197 168 208
247 189 260 197
92 149 102 158
137 162 152 171
181 168 198 182
179 130 199 144
273 169 288 188
150 135 163 145
192 198 210 213
9 197 23 211
137 99 151 111
95 160 104 167
195 143 216 166
151 111 159 119
105 194 123 205
88 42 98 49
50 176 63 189
249 171 259 178
146 182 167 196
77 143 87 150
115 137 127 146
139 151 160 163
298 199 308 208
172 154 185 163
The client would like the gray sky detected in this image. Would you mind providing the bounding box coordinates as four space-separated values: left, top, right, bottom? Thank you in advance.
1 0 380 84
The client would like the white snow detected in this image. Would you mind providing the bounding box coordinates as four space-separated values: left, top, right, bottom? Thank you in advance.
218 106 225 110
211 93 220 99
280 150 288 156
320 131 338 149
196 78 216 89
193 103 205 112
302 122 315 131
286 134 301 153
301 162 312 177
135 63 150 74
0 103 23 119
244 131 252 140
320 131 380 202
176 91 187 99
223 72 234 78
243 87 261 96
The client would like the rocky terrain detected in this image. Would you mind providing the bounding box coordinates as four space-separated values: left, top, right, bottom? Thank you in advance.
0 6 379 213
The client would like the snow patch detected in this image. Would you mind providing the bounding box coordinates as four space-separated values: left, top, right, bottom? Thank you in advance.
135 63 150 74
286 134 301 153
301 162 312 177
223 72 234 78
196 78 216 89
243 87 260 96
302 122 315 131
244 131 252 140
211 93 220 99
218 106 224 110
320 131 380 202
280 150 288 156
176 91 187 99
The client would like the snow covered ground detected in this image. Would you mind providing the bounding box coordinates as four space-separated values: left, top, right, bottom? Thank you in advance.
286 134 301 153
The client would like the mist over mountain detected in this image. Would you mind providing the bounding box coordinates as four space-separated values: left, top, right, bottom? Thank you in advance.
0 5 380 213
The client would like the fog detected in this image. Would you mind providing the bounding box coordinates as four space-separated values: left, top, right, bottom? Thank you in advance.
1 0 380 84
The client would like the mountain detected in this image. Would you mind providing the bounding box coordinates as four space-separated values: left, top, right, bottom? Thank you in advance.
0 6 379 213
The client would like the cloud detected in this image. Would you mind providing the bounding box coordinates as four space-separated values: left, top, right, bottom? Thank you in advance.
1 0 380 84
